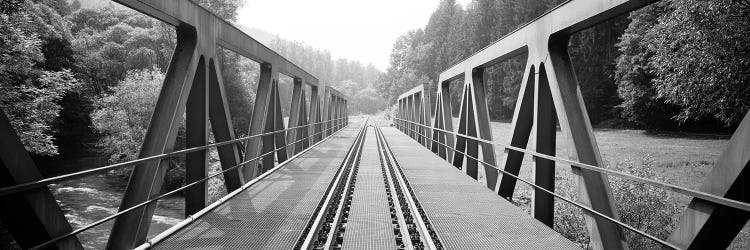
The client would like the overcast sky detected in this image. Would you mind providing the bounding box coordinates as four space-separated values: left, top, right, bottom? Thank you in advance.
237 0 471 71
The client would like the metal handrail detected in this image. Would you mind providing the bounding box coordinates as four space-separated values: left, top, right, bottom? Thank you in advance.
394 123 680 249
28 121 350 250
0 117 347 197
393 117 750 213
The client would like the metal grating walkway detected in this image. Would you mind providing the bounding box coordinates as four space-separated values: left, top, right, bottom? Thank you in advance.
380 127 580 250
341 127 396 249
153 123 362 250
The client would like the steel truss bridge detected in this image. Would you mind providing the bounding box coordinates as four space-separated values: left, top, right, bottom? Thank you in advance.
0 0 748 249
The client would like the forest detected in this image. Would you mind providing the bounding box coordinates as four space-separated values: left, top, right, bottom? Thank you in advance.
377 0 750 131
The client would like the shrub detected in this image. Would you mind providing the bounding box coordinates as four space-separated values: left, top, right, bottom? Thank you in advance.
554 154 680 249
91 68 185 191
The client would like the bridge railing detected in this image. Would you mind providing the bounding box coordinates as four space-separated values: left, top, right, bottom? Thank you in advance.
0 0 350 249
1 116 347 250
394 0 750 249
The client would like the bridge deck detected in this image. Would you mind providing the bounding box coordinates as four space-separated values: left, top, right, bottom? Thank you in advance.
341 127 396 249
153 122 362 249
380 127 579 249
151 122 579 249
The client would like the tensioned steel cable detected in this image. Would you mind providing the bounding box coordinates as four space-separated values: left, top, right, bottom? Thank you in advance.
393 118 750 213
0 117 347 196
396 124 683 249
27 122 350 250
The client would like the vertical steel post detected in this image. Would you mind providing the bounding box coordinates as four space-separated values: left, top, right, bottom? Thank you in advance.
309 86 322 144
242 63 275 180
533 64 556 227
287 78 304 156
185 57 208 217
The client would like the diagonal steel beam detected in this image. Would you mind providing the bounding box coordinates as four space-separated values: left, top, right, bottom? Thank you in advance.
668 113 750 249
108 26 201 250
0 111 83 250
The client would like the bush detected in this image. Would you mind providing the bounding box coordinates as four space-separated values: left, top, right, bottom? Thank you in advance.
91 68 185 191
554 154 679 249
383 104 398 124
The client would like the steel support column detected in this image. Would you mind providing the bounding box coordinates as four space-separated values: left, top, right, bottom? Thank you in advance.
309 86 322 143
533 64 556 227
185 57 208 216
242 63 275 180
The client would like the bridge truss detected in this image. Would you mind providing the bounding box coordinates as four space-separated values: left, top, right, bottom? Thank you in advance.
0 0 348 249
395 0 750 249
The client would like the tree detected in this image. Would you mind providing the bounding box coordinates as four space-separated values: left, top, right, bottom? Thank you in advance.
646 0 750 127
569 16 630 125
614 2 679 129
0 0 79 156
91 68 165 163
69 7 175 92
90 68 185 189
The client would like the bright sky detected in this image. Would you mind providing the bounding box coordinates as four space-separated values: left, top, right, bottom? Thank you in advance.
237 0 471 71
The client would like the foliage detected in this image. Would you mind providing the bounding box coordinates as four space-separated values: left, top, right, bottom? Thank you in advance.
646 0 750 126
192 0 243 22
379 0 629 122
610 155 679 249
0 0 80 155
91 68 164 163
90 68 186 189
69 6 175 92
384 0 748 130
270 37 386 114
553 154 680 249
615 2 688 129
216 48 257 137
616 0 750 129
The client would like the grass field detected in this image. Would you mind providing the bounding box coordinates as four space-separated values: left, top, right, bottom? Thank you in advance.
477 120 750 249
379 115 747 249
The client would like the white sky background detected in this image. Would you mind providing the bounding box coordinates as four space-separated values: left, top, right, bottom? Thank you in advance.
237 0 471 71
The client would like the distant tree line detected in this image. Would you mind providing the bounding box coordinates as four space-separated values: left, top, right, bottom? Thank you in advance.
0 0 387 187
378 0 750 131
269 38 387 115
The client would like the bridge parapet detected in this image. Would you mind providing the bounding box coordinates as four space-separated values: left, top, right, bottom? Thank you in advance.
0 1 349 249
395 0 750 249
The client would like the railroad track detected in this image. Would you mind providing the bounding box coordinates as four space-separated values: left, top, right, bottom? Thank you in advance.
296 118 443 250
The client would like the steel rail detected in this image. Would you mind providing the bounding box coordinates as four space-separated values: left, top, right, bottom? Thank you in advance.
27 123 348 250
394 118 750 213
133 121 351 249
375 123 416 249
396 124 682 249
375 122 441 249
0 117 347 197
299 118 369 249
320 124 367 250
